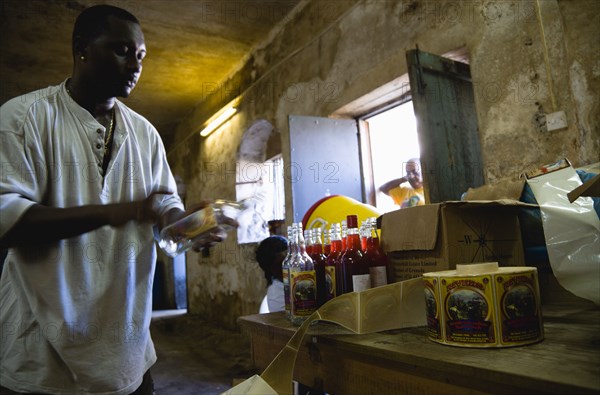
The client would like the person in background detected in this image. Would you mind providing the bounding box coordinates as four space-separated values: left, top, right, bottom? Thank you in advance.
255 236 288 313
379 158 425 208
0 5 224 394
256 236 324 395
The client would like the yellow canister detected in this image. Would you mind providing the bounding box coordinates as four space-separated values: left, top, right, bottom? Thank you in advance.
423 262 544 348
301 195 381 231
423 276 442 341
495 267 544 346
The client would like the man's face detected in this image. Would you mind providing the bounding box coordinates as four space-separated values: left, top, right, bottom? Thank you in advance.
83 16 146 98
405 161 423 189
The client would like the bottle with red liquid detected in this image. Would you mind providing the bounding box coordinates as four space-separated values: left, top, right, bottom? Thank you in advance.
323 224 332 256
341 219 348 251
360 220 368 252
309 227 328 308
364 217 390 288
304 229 314 256
338 215 371 295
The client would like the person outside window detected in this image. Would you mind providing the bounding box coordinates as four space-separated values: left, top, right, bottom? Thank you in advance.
379 158 425 208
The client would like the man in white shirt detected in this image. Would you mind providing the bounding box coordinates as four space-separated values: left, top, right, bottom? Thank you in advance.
0 5 222 394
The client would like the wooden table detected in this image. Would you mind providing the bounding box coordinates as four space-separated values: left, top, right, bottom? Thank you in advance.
238 299 600 395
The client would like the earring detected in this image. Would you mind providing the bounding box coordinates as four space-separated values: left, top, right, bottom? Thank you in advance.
80 55 85 61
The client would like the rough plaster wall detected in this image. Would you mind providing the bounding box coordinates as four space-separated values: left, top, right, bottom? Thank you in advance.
471 1 554 180
560 0 600 165
172 114 268 328
171 0 599 328
474 0 599 181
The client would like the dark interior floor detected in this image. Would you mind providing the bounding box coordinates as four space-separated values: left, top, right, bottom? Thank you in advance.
150 311 256 395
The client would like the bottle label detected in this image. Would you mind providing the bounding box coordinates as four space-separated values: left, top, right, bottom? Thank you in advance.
291 270 317 317
441 274 496 345
352 274 371 292
325 266 336 300
369 266 388 288
179 207 218 238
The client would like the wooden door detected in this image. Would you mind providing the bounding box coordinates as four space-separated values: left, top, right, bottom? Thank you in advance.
406 49 484 203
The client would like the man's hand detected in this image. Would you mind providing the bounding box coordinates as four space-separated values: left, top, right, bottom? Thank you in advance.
192 226 228 257
160 200 232 256
1 191 174 248
379 177 408 195
108 191 173 226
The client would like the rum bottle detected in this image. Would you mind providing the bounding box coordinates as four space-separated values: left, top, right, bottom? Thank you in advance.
338 215 370 294
290 223 317 325
158 199 245 257
327 224 342 301
309 227 328 308
323 224 332 256
365 217 390 288
281 225 294 319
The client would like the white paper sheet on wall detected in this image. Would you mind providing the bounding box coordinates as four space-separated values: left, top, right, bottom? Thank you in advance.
527 166 600 304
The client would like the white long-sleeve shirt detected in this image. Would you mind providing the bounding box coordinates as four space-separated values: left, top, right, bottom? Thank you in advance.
267 279 285 312
0 81 184 394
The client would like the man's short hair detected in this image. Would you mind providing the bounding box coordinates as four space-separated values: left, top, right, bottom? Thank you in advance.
72 5 139 55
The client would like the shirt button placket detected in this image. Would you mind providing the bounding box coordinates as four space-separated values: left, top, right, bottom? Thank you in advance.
96 128 103 176
96 128 104 151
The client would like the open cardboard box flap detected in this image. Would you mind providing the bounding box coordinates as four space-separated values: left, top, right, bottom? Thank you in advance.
463 179 526 201
381 199 532 253
381 204 441 251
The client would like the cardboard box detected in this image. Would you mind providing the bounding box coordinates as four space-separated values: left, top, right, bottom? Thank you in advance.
463 178 525 201
380 200 526 282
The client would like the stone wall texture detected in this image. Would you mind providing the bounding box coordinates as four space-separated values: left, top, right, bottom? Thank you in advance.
167 0 600 329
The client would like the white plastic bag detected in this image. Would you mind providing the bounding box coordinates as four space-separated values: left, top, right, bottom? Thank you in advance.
527 166 600 304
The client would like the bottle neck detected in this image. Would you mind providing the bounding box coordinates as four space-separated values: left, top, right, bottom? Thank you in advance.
367 235 380 250
311 243 324 255
290 226 300 255
345 227 361 250
298 236 308 255
330 239 343 253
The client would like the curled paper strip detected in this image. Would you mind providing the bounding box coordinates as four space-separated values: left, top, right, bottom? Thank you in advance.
223 278 425 395
222 374 277 395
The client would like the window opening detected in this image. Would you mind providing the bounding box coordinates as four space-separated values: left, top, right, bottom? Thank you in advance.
235 159 270 244
363 101 421 213
235 154 285 243
235 119 286 243
269 155 286 221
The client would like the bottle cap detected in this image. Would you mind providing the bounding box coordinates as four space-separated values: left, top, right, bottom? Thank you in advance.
346 214 358 228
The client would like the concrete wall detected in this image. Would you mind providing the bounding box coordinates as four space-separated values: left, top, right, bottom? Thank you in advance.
167 0 600 329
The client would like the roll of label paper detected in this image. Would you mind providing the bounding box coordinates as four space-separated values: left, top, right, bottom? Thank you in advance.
423 262 544 348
